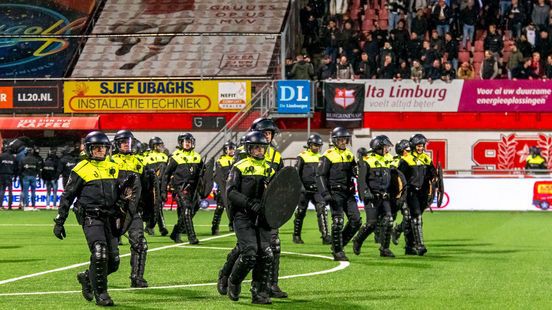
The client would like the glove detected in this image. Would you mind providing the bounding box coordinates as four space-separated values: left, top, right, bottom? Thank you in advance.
53 222 66 240
363 190 374 202
247 199 262 213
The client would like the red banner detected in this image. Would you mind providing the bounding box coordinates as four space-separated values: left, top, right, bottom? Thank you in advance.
0 116 98 130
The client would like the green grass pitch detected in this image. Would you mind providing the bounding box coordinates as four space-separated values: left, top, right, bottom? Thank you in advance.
0 210 551 309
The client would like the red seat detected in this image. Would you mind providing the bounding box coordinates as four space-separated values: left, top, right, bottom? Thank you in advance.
458 51 470 64
379 18 388 30
473 51 485 63
474 40 484 52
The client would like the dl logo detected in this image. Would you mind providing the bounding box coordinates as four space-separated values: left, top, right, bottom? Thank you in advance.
277 80 311 114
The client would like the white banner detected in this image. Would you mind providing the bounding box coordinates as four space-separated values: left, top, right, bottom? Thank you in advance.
363 79 463 112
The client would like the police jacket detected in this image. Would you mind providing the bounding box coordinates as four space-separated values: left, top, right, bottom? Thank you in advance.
215 154 234 186
58 153 78 179
233 146 248 162
144 150 168 177
362 152 392 193
316 146 356 195
0 152 16 175
398 151 436 190
265 145 284 172
526 155 547 170
19 154 43 177
111 153 144 214
162 149 203 193
296 149 321 190
56 158 119 224
226 156 274 217
42 155 60 181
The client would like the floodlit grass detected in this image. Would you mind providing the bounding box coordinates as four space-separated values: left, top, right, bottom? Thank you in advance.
0 209 551 309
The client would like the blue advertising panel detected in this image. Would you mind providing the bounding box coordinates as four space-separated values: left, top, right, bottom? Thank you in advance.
277 80 311 114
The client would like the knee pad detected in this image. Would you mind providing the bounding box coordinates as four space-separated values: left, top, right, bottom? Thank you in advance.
141 237 148 252
92 241 108 261
240 255 257 269
332 216 344 230
271 237 281 255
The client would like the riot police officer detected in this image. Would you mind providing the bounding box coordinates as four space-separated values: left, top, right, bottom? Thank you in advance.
391 139 411 245
352 135 396 257
58 145 79 188
212 140 236 235
398 134 436 256
0 145 16 210
293 133 331 245
526 146 547 171
162 133 203 244
111 130 149 287
42 148 60 209
19 147 43 211
317 127 361 261
222 131 275 304
143 137 169 236
53 131 120 306
249 118 286 298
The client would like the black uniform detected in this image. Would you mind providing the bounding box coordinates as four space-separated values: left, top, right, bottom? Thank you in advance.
42 153 60 208
54 157 120 306
293 149 331 244
0 151 16 209
352 151 395 257
398 150 436 255
212 154 235 235
162 148 204 244
111 152 148 287
317 146 361 261
224 156 275 303
19 152 43 208
143 150 169 235
58 151 79 188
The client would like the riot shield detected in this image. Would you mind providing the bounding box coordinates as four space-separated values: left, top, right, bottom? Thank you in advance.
262 166 303 229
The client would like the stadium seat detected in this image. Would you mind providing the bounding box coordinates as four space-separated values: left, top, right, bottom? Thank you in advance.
474 40 484 52
379 18 388 30
473 52 485 63
458 51 470 64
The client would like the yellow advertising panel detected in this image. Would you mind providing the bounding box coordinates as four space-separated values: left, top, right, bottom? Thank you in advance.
64 80 250 113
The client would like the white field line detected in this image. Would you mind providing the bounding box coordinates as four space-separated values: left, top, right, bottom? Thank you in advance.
0 242 349 297
0 224 213 227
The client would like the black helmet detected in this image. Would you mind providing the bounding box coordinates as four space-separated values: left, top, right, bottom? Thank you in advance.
529 146 541 155
250 118 279 134
409 133 427 149
133 140 147 154
149 136 164 150
244 131 269 160
222 140 237 154
84 131 111 161
331 127 351 146
239 135 246 147
178 133 195 150
307 133 323 146
369 135 393 151
114 129 135 154
357 147 369 159
395 139 410 155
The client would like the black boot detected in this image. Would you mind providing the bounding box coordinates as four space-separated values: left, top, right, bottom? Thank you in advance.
316 205 331 245
331 216 347 261
391 222 403 245
412 216 427 256
159 227 169 236
227 279 241 301
228 255 255 301
130 248 148 288
170 225 183 243
352 223 374 256
332 251 349 261
145 227 155 236
251 281 272 304
342 220 360 247
184 209 199 244
380 248 395 257
269 254 288 298
292 210 305 244
77 270 93 301
95 292 114 307
379 216 395 258
217 269 228 295
90 244 113 306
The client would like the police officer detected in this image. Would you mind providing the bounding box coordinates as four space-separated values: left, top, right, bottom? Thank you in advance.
162 133 203 244
223 131 275 304
233 135 248 162
212 140 236 235
293 133 331 245
58 145 79 188
111 130 149 287
249 118 286 298
398 134 436 256
526 146 547 171
19 147 43 211
317 127 361 261
42 148 60 209
391 139 411 246
0 145 16 210
352 135 396 257
143 137 169 236
53 131 120 306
